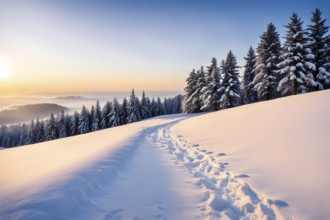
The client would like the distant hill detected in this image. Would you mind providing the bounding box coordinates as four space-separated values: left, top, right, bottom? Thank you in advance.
54 96 93 100
0 103 68 125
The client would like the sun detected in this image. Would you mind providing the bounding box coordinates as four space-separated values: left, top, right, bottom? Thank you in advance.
0 60 10 79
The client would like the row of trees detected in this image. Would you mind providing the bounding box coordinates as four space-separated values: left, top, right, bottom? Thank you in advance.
183 9 330 112
0 90 183 148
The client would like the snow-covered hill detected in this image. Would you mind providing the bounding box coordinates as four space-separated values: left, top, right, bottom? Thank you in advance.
1 90 329 219
172 90 330 219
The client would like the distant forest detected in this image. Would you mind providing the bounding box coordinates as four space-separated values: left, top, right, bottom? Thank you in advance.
183 9 330 112
0 90 182 148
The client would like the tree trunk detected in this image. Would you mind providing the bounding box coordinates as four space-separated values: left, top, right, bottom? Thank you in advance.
293 80 297 95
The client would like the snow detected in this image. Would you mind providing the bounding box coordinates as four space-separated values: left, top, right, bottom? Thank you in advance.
0 115 205 219
172 90 330 219
1 90 330 219
305 61 316 70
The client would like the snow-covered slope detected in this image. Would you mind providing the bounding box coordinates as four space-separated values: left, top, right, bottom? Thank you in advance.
1 90 329 219
172 90 330 219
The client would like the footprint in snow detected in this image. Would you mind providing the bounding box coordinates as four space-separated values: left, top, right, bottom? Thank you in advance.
197 155 204 160
157 206 164 211
192 144 199 147
217 153 226 156
219 162 229 166
267 199 289 207
235 174 250 178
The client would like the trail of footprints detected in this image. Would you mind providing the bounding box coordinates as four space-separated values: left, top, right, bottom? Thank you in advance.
151 124 284 220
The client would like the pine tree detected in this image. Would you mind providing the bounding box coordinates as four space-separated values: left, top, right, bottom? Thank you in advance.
201 58 222 111
120 98 128 125
28 119 36 144
163 98 169 114
253 23 282 101
101 101 112 129
220 50 241 109
242 46 257 104
0 125 9 147
155 97 164 116
95 100 102 128
126 89 141 123
109 98 121 127
172 95 183 114
150 98 156 117
78 105 90 134
70 111 79 136
35 118 45 142
19 124 28 146
141 91 151 119
307 8 330 89
278 13 316 96
64 114 72 136
183 69 199 113
89 105 95 131
91 107 100 132
135 96 142 118
45 113 58 141
58 110 67 138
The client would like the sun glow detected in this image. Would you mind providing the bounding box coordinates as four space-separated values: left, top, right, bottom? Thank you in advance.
0 60 10 79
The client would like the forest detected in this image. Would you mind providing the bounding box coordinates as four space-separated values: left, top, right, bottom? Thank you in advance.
183 9 330 112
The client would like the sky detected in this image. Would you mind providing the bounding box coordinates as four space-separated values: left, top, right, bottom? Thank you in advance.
0 0 329 95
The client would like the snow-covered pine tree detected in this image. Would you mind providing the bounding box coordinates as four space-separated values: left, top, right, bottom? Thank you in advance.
35 118 45 143
201 58 222 111
19 124 28 146
307 8 330 90
45 113 58 141
64 114 71 136
194 66 206 111
220 50 241 109
0 125 9 147
185 66 205 113
95 100 102 128
11 125 21 147
89 105 95 131
70 111 79 136
172 95 183 114
253 23 282 101
155 97 164 116
126 89 141 123
183 69 199 113
120 98 128 125
91 108 100 132
101 101 112 129
58 110 67 138
278 13 316 96
141 91 151 119
242 46 257 104
135 96 142 119
78 105 90 134
28 119 36 144
163 98 169 115
108 98 121 127
146 97 152 115
150 98 156 117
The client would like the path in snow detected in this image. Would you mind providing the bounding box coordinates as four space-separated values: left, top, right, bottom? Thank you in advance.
1 117 284 219
153 121 284 220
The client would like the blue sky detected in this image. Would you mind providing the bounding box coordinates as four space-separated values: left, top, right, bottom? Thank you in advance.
0 0 329 94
